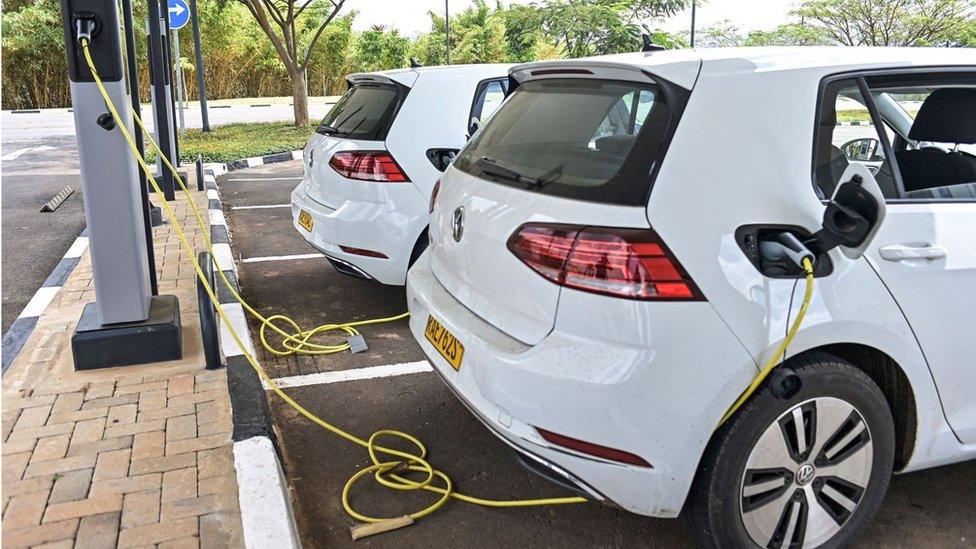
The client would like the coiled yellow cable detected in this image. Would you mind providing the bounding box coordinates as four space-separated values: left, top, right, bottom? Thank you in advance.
80 39 587 535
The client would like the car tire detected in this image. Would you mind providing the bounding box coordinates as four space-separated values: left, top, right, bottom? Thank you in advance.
682 352 895 549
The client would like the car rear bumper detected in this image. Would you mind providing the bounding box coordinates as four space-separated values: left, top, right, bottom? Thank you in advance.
406 252 757 518
291 180 427 285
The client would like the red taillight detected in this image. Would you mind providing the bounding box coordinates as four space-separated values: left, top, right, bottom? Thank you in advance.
536 427 651 468
507 224 703 301
429 179 441 213
329 151 409 182
340 245 388 259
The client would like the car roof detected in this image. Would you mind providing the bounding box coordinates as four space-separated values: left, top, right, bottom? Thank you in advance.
349 63 513 88
512 47 976 89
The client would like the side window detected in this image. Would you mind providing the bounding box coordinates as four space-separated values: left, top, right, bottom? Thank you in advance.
470 79 507 132
813 79 897 200
864 74 976 201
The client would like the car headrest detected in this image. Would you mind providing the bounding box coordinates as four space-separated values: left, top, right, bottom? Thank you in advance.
594 135 637 157
908 88 976 144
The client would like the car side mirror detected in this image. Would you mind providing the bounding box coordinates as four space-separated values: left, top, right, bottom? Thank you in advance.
814 163 886 259
467 117 483 140
841 137 884 162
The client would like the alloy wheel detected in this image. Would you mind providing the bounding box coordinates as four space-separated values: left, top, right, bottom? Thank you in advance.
739 397 874 548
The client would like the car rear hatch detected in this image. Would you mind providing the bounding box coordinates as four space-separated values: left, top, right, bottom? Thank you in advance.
429 61 694 345
304 72 414 209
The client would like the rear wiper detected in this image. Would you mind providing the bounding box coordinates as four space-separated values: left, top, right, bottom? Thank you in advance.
476 156 526 184
317 124 340 134
527 164 563 190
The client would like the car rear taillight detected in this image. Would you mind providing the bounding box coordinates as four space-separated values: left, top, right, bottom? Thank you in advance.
536 427 651 467
429 179 441 213
340 245 388 259
329 151 409 182
507 224 703 301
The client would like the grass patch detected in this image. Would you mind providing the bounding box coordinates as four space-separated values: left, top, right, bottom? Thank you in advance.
147 122 314 164
836 108 918 123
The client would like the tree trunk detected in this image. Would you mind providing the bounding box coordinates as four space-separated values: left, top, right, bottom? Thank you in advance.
290 67 309 127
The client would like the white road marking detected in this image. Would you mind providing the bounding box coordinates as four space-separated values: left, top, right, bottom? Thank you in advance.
267 361 432 390
225 177 302 182
63 236 90 259
231 204 291 211
241 253 322 264
18 287 62 319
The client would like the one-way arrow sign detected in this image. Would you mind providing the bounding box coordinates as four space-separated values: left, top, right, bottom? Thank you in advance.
168 0 190 30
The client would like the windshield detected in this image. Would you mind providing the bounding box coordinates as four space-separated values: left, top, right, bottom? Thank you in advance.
316 83 402 140
453 78 676 205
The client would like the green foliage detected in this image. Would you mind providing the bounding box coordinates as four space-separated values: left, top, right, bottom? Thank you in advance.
744 24 834 46
354 25 409 72
795 0 975 46
2 0 70 109
147 122 313 163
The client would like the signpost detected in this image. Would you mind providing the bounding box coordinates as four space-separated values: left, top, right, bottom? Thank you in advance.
168 0 189 133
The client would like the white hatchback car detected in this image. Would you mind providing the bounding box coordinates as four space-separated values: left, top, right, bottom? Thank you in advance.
408 48 976 548
291 64 511 285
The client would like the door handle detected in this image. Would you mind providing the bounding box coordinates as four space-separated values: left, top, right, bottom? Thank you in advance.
879 243 947 261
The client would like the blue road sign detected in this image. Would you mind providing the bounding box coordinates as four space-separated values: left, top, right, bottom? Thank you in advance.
167 0 190 30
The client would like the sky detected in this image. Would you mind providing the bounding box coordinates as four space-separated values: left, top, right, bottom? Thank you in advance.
348 0 801 37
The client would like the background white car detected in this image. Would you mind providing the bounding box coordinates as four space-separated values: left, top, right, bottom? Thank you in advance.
408 47 976 548
291 64 511 285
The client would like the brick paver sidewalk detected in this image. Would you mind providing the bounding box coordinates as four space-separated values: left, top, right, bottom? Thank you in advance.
2 192 245 548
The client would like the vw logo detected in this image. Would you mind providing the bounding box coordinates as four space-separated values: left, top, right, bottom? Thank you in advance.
795 463 816 486
452 206 464 242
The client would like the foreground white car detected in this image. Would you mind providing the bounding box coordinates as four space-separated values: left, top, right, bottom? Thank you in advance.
292 64 511 284
408 47 976 547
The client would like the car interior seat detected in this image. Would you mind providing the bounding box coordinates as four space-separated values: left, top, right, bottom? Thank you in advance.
894 88 976 194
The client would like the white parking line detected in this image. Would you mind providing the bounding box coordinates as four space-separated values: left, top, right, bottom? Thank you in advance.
225 177 302 182
241 253 322 264
267 361 432 390
231 204 291 210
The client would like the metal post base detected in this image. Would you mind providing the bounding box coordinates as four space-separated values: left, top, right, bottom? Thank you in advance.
72 294 183 370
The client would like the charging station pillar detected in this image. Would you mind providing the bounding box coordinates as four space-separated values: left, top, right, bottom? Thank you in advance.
146 0 177 200
61 0 182 369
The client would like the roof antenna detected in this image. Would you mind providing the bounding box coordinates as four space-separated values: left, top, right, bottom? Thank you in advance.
410 57 423 68
641 33 665 52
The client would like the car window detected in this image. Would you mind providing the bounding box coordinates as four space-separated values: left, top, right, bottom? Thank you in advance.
813 79 897 199
454 78 676 206
471 80 507 127
316 83 402 141
864 73 976 201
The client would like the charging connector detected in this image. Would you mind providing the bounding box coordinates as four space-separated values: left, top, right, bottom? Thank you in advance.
760 232 816 271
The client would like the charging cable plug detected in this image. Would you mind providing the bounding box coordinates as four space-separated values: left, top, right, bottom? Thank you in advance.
75 17 96 43
760 232 816 271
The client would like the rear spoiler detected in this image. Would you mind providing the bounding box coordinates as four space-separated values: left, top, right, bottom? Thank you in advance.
508 59 699 91
346 71 417 89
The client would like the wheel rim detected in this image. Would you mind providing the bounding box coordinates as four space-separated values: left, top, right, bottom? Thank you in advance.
739 397 873 548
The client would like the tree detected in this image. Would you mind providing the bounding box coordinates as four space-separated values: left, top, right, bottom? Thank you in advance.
795 0 975 46
354 25 409 72
687 19 743 47
744 23 834 46
236 0 347 126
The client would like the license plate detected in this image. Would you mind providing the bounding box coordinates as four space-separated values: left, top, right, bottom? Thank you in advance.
298 209 314 232
424 315 465 371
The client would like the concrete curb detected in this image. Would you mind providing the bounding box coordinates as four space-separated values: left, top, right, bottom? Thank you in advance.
1 228 89 375
204 162 302 549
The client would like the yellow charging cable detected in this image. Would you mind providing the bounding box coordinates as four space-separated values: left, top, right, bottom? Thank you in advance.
717 257 815 427
80 39 588 536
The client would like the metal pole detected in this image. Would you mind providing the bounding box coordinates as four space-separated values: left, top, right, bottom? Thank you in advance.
189 0 210 131
444 0 451 65
173 29 185 132
162 10 181 166
122 0 159 295
146 0 176 199
690 1 696 48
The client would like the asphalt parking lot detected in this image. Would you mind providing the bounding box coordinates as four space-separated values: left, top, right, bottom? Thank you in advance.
220 160 976 548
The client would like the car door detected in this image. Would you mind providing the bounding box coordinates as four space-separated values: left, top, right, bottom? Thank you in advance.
859 71 976 444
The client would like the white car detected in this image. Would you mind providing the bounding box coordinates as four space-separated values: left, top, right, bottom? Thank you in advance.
407 47 976 548
292 64 511 284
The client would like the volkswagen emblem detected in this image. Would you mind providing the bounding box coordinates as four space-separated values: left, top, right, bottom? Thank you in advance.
452 206 464 242
795 463 816 486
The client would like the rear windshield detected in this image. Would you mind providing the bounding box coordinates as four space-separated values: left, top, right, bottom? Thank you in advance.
453 78 677 205
316 83 402 141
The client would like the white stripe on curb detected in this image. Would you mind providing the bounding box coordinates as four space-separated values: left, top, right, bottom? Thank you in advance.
211 243 236 276
267 361 432 390
233 437 301 549
291 150 303 161
63 236 90 259
18 287 62 319
241 253 322 264
245 156 264 168
207 189 220 201
208 209 227 227
217 303 255 358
